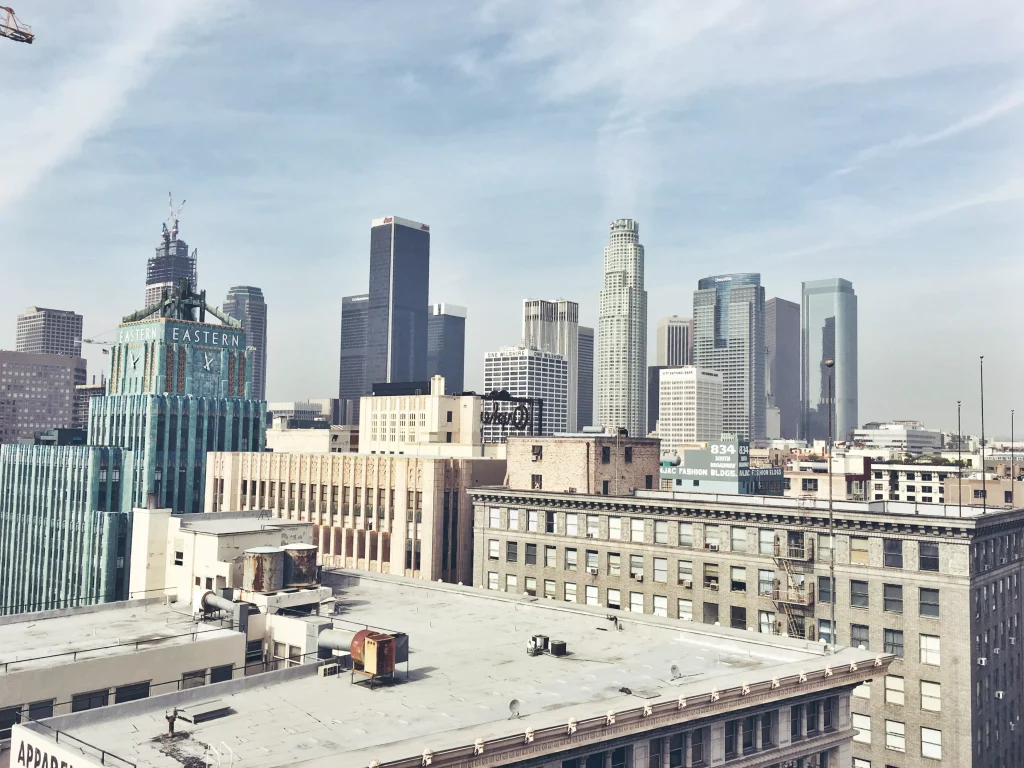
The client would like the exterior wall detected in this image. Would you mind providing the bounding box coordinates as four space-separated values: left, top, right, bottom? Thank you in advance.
358 381 483 456
0 350 87 444
505 435 660 496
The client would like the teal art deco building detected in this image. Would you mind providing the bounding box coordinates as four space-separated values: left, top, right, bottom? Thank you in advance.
0 282 265 615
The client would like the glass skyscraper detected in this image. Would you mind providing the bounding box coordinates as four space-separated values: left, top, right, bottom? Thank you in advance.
693 273 765 441
801 278 857 443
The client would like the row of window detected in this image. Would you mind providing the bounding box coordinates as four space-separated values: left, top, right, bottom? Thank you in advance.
851 716 942 759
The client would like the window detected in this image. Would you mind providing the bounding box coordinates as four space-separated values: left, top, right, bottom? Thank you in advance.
818 575 833 603
545 546 556 567
506 541 518 563
585 585 598 605
654 520 668 544
565 548 578 571
653 595 668 617
180 671 205 690
730 606 747 630
506 574 518 592
819 619 833 645
852 713 872 744
758 569 774 596
705 524 721 549
625 446 633 463
489 508 500 528
565 514 578 536
916 541 939 571
653 557 668 583
921 727 942 759
758 529 774 555
609 516 622 540
884 584 903 613
853 679 871 699
586 550 598 571
731 566 747 592
608 552 621 576
678 522 694 547
921 680 941 712
678 559 693 585
508 509 519 530
630 554 644 578
885 675 905 705
851 624 870 649
488 539 499 559
851 580 869 608
920 634 941 665
884 629 905 658
601 446 611 463
607 588 621 609
630 592 643 613
678 599 693 621
703 562 719 590
525 576 537 596
544 579 556 598
564 582 577 602
525 543 537 565
703 602 719 625
487 572 499 590
528 510 539 532
587 515 599 538
920 587 940 618
851 536 869 565
630 518 644 543
883 539 903 568
730 526 747 552
885 720 905 752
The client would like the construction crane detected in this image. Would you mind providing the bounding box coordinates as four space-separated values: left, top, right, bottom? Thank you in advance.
0 6 33 44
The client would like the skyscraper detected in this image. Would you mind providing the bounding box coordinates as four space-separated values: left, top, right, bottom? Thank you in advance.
224 286 268 401
656 316 693 367
338 294 369 425
145 201 196 308
765 297 800 439
693 273 765 441
523 299 579 430
801 278 858 443
577 326 594 429
365 216 430 388
16 307 83 358
597 219 647 437
483 346 567 442
427 303 467 394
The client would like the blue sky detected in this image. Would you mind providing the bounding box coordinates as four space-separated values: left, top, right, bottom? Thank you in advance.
1 0 1023 436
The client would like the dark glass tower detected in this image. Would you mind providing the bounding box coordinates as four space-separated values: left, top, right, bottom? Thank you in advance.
224 286 268 401
338 294 369 425
427 303 466 393
365 216 430 389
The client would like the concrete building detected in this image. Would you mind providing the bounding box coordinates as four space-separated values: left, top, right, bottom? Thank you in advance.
801 279 858 443
853 422 944 457
426 303 466 394
657 366 723 451
694 273 766 442
338 293 368 425
577 324 594 428
656 315 693 367
366 216 430 388
483 346 568 442
265 424 357 454
523 298 580 431
15 306 83 358
8 573 887 768
72 378 105 430
145 206 196 308
597 219 647 438
223 285 269 401
0 350 86 444
470 451 1020 768
765 297 800 440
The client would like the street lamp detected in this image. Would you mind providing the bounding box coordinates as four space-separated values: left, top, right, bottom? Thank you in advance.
826 358 836 653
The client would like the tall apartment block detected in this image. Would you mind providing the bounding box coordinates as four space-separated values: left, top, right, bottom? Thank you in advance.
366 216 430 388
223 286 269 401
577 325 594 428
597 219 647 437
656 315 693 367
765 297 800 440
145 207 196 308
427 303 466 394
693 273 765 441
338 293 368 425
0 351 86 444
470 437 1024 768
657 366 723 449
483 346 568 442
16 306 83 358
802 278 858 443
523 298 579 430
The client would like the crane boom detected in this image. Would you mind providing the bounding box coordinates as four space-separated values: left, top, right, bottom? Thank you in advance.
0 6 33 44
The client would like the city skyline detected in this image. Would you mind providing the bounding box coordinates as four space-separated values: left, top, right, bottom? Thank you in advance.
1 3 1022 436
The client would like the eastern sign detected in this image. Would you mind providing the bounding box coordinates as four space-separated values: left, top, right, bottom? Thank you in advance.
117 320 244 350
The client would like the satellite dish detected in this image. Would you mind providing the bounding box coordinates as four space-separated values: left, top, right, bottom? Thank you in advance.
509 699 521 719
670 664 681 680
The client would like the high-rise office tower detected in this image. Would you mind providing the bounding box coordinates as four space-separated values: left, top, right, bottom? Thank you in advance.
656 316 693 367
693 273 765 441
365 216 430 389
765 298 800 439
16 307 84 358
223 286 268 401
577 326 594 429
801 278 858 443
597 219 647 437
523 299 579 431
483 346 567 442
338 294 369 426
427 303 467 394
145 201 196 308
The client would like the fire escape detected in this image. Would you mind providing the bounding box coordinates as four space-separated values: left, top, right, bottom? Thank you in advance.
772 530 815 639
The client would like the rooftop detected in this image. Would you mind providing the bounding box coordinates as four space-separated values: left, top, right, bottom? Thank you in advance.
39 574 880 768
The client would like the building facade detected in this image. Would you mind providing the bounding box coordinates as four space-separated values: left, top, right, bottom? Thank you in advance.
483 346 568 441
693 273 765 441
801 278 858 443
577 325 594 428
15 306 83 358
657 366 723 450
766 297 800 440
223 286 269 401
656 315 693 367
523 299 580 431
365 216 430 389
597 219 647 437
0 350 87 444
426 303 466 394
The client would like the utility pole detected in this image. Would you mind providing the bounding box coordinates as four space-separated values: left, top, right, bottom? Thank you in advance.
826 358 836 654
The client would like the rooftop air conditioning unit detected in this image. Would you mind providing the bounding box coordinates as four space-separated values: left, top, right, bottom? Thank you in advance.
996 691 1006 699
978 657 988 666
634 574 644 583
318 663 341 678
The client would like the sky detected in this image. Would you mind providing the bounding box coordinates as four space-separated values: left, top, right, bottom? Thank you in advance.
1 1 1023 437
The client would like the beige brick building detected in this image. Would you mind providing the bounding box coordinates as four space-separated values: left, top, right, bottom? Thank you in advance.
205 451 504 584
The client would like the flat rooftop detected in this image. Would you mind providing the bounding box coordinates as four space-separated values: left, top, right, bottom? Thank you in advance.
48 574 879 768
0 598 235 674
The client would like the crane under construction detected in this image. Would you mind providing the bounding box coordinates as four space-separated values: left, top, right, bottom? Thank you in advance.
0 6 33 44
